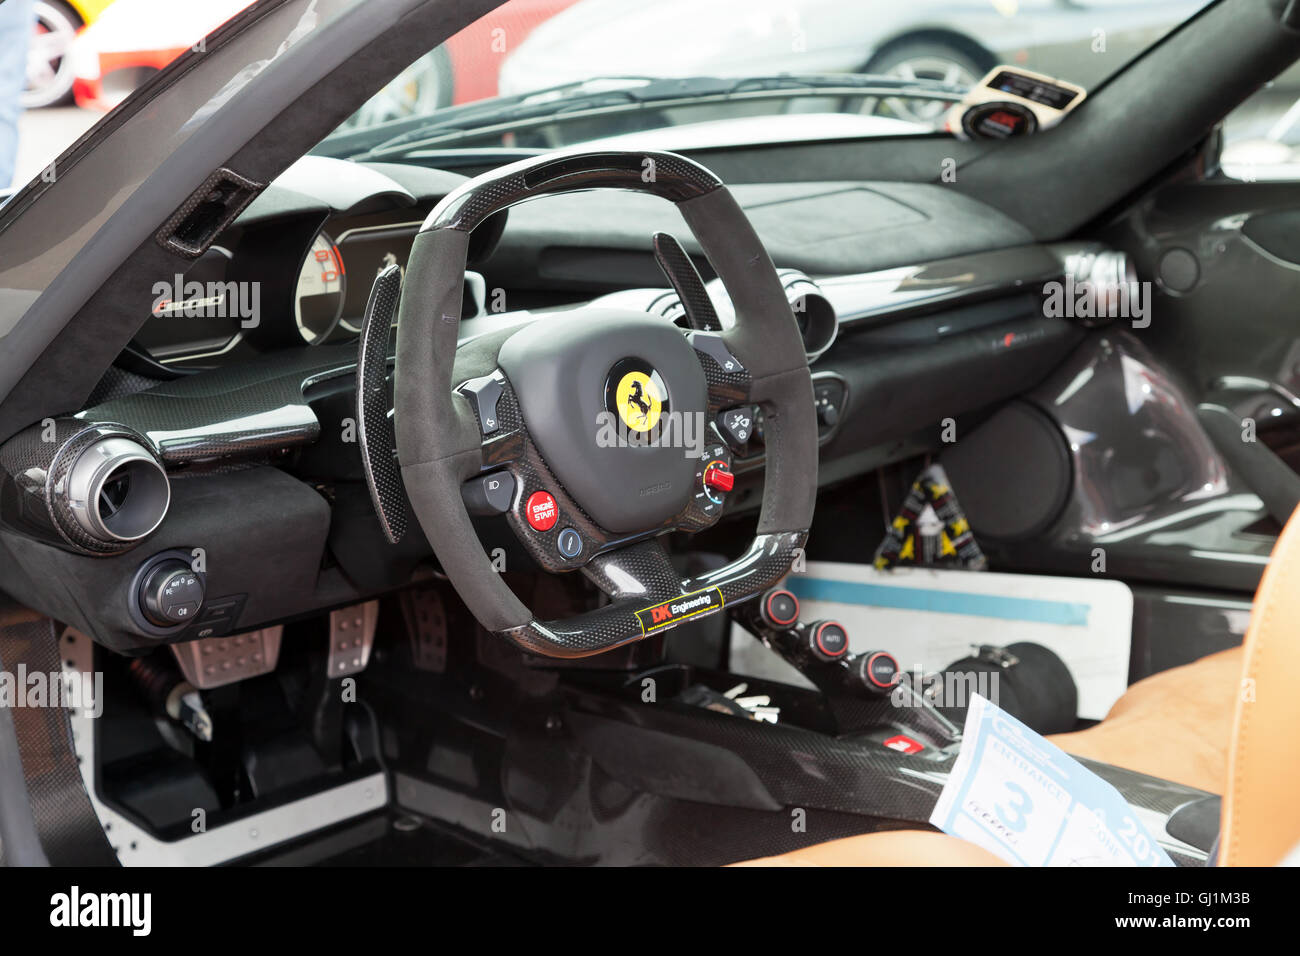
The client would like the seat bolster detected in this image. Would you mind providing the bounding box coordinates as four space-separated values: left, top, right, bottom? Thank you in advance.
1046 646 1243 795
729 830 1008 867
1221 505 1300 866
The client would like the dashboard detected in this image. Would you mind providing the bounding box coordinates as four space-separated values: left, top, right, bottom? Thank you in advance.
0 153 1115 655
130 156 1052 368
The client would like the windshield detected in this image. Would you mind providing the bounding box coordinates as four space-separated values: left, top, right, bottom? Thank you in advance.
319 0 1214 159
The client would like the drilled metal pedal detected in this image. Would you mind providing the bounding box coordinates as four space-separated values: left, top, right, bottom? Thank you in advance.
171 626 283 689
328 600 378 678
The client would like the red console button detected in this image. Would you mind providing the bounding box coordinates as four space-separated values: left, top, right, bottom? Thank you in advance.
525 491 558 531
882 734 924 755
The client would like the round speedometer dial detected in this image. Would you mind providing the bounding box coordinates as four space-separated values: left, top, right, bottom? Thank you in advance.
294 231 345 344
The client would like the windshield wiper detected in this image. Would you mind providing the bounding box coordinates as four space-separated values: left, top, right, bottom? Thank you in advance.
345 73 966 161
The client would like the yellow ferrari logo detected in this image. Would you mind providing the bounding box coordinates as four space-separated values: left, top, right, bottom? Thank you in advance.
615 370 663 432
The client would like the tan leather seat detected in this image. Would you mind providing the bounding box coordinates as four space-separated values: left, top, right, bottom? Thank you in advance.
1045 646 1242 794
732 829 1007 867
734 506 1300 867
1219 504 1300 865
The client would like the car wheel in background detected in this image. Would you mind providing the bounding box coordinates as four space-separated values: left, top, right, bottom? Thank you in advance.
23 0 81 109
338 46 455 131
861 38 986 124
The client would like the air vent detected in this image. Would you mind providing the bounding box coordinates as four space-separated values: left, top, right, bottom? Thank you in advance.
778 270 838 361
65 437 171 543
98 470 132 520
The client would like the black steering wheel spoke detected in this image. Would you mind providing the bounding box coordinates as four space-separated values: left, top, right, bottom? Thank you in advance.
500 531 809 660
582 538 681 600
456 370 664 574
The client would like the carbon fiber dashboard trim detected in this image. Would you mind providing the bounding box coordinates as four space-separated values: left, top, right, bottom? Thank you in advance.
85 365 167 406
75 346 356 463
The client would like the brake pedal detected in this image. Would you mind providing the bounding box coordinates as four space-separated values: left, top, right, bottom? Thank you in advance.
327 600 378 678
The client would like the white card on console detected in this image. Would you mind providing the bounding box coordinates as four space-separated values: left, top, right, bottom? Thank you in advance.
930 693 1173 867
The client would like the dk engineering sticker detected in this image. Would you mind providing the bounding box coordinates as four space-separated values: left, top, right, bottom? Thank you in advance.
635 587 725 635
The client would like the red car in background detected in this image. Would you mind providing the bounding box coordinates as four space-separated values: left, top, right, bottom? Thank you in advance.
71 0 578 113
70 0 250 111
443 0 581 105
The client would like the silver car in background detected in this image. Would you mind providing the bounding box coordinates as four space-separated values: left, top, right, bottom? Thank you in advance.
499 0 1210 120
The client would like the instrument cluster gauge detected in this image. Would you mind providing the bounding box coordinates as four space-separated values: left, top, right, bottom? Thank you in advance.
294 231 346 344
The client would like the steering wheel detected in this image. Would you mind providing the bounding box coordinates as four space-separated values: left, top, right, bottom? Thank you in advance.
392 150 818 658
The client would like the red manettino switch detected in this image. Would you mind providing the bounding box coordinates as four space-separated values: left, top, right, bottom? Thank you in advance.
703 464 734 492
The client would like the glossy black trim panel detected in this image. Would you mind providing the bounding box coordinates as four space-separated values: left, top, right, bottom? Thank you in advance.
822 244 1065 327
984 332 1273 593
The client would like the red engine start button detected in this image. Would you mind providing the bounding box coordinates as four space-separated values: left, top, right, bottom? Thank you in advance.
525 491 558 531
